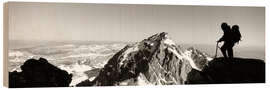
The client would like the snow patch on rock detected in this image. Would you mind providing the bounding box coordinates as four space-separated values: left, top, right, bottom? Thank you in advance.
58 63 93 86
183 50 201 71
163 38 176 46
119 44 139 66
137 74 152 85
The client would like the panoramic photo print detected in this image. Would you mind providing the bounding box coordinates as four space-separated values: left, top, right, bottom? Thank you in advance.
5 2 265 88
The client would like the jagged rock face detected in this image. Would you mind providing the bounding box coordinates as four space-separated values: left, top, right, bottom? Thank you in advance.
9 58 73 88
181 47 212 84
185 47 212 70
78 32 204 86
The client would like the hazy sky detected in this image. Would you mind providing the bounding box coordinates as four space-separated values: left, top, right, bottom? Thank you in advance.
8 2 265 47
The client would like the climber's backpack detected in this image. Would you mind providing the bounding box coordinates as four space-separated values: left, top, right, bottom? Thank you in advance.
232 25 242 43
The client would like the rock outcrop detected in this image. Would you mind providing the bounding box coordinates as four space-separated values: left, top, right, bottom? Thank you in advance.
201 57 265 83
77 32 210 86
9 58 73 88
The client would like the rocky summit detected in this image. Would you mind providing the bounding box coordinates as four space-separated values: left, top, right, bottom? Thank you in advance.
77 32 211 86
9 58 73 88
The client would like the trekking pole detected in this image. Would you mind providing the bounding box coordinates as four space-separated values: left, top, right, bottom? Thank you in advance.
214 42 219 58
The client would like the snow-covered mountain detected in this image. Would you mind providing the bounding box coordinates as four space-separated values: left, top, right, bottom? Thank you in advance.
77 32 212 86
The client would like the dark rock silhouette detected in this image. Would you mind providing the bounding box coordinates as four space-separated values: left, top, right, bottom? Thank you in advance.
9 58 73 88
185 69 210 84
186 57 265 84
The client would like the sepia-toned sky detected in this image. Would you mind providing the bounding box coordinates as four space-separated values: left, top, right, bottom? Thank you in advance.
8 2 265 47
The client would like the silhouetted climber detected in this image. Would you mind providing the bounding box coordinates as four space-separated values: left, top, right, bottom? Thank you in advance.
217 23 235 59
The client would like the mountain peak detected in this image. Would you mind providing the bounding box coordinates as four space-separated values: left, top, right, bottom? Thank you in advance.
77 32 210 86
147 32 168 40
